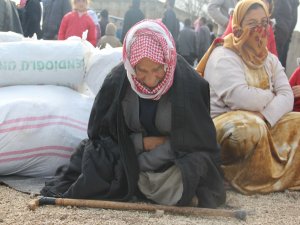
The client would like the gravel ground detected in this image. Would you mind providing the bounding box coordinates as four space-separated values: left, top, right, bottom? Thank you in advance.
1 185 300 225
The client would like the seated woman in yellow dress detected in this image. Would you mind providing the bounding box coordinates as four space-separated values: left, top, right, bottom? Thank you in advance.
196 0 300 194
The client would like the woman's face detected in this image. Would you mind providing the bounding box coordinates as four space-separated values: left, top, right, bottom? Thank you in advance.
241 6 268 31
135 58 166 89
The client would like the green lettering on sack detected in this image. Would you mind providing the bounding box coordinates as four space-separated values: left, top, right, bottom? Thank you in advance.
45 61 54 70
31 61 36 70
58 60 67 69
8 61 16 70
1 58 85 72
36 61 44 71
75 59 84 69
21 61 30 71
0 61 16 71
67 60 75 69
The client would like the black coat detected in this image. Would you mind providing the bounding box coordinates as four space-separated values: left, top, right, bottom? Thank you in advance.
273 0 299 51
121 7 145 43
162 8 179 41
41 55 226 208
0 0 23 34
22 0 42 38
42 0 71 40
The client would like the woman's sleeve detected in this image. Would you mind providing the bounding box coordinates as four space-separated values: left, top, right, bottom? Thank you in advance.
261 57 294 126
205 50 274 112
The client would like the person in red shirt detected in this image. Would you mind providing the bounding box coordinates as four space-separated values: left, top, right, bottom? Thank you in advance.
58 0 97 46
222 0 278 56
289 64 300 112
19 0 28 8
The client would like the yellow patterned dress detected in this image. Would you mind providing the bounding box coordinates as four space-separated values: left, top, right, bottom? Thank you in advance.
213 66 300 194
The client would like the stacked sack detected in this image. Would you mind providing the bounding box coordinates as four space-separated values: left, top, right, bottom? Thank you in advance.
0 38 122 177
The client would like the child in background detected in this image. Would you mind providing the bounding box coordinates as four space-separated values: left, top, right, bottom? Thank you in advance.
58 0 96 46
97 23 122 49
289 58 300 112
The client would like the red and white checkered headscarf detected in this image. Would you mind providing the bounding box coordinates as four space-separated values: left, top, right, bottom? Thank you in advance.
123 19 177 100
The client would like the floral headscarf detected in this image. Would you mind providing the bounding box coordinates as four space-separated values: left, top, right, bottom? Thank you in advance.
196 0 269 76
223 0 269 69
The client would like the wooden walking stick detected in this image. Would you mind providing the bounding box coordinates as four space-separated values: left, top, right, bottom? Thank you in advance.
28 197 247 221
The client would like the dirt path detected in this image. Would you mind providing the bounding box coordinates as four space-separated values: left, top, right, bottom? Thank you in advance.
1 185 300 225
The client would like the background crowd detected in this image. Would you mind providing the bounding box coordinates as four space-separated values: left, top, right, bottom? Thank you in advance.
0 0 299 69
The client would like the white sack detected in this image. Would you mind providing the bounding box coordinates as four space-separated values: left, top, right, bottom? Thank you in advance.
0 31 23 42
0 40 89 90
0 85 94 177
85 47 122 95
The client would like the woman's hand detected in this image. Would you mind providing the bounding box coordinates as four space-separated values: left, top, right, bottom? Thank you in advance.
292 86 300 98
143 136 167 151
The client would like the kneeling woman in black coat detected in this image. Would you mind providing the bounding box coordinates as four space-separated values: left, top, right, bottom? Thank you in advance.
42 19 225 208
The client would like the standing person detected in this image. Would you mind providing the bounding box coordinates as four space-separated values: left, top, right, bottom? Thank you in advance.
99 9 109 37
42 0 71 40
41 20 226 209
19 0 28 8
98 22 122 49
116 20 123 40
16 0 27 25
195 17 211 62
162 0 179 41
207 23 216 44
88 9 101 44
197 0 300 195
22 0 42 38
177 18 197 66
0 0 23 34
121 0 144 43
207 0 239 37
58 0 97 46
289 60 300 112
222 0 278 56
273 0 299 68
